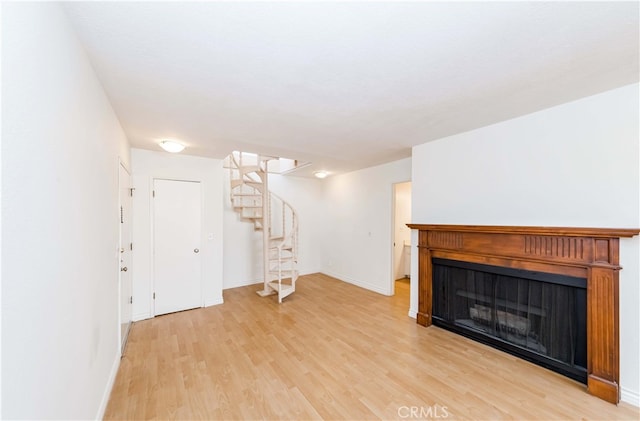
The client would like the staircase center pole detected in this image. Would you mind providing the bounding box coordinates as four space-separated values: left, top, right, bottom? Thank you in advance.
261 158 271 294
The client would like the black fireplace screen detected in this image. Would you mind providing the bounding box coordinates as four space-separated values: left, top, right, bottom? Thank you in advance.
432 258 587 383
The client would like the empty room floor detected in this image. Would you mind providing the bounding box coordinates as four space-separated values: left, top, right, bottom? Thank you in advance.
105 273 639 420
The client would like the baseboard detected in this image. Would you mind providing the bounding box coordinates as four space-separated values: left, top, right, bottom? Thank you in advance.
621 386 640 407
299 268 322 277
205 296 224 307
223 278 262 290
321 270 391 296
95 353 120 420
222 270 321 291
132 312 151 322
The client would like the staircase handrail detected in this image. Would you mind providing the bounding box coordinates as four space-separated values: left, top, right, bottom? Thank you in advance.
269 191 298 251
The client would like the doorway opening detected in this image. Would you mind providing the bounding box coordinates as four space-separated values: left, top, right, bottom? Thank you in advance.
391 181 411 309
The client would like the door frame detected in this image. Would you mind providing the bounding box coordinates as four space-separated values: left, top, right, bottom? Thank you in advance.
118 159 133 356
390 180 412 297
150 177 204 317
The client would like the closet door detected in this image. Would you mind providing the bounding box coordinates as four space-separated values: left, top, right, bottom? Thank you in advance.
153 179 202 315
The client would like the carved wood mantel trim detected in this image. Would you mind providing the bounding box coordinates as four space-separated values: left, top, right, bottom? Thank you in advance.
407 224 640 404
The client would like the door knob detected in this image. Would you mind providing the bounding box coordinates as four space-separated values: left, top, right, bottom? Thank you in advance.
194 248 200 253
121 267 128 272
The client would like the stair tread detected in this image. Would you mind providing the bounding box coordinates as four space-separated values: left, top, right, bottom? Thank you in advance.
231 180 263 189
269 240 292 245
269 256 296 261
268 281 294 291
270 247 293 252
269 253 295 259
239 165 262 172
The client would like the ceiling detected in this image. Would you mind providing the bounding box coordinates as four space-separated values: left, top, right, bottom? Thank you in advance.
63 1 639 177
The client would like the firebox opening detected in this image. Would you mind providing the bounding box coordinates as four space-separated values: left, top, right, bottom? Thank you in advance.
432 258 587 383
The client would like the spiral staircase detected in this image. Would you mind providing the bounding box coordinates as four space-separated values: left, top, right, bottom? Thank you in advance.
228 151 299 303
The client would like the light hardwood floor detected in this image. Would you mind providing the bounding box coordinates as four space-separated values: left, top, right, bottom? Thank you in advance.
105 273 639 420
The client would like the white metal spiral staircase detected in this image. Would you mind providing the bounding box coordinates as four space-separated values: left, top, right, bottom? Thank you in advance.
228 151 299 303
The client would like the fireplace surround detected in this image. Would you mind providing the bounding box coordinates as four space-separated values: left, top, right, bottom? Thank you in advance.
407 224 639 404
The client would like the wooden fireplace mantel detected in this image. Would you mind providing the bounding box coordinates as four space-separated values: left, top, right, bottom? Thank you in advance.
407 224 640 404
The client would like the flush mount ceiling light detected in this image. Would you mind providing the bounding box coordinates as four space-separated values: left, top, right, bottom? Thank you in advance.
313 170 329 179
159 140 185 153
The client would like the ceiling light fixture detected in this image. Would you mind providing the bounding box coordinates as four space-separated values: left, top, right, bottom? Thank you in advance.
159 140 185 153
313 170 329 179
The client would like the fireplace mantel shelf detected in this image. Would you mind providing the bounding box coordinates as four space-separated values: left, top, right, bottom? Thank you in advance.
408 224 640 405
407 224 640 238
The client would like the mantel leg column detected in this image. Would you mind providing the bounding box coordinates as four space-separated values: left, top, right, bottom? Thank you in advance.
416 245 432 327
587 267 620 404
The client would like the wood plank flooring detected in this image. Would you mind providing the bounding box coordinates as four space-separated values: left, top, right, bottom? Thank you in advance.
105 273 639 420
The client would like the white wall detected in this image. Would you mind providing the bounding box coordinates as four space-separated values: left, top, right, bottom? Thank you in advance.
222 168 262 288
222 171 324 289
130 149 224 320
410 83 640 405
269 173 325 276
0 2 3 414
2 3 130 419
321 158 412 295
393 182 412 280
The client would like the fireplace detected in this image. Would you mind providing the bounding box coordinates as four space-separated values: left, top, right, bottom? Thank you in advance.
407 224 639 404
432 258 587 383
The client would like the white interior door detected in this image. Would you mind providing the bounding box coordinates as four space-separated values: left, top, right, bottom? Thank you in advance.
153 179 202 316
118 163 133 354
